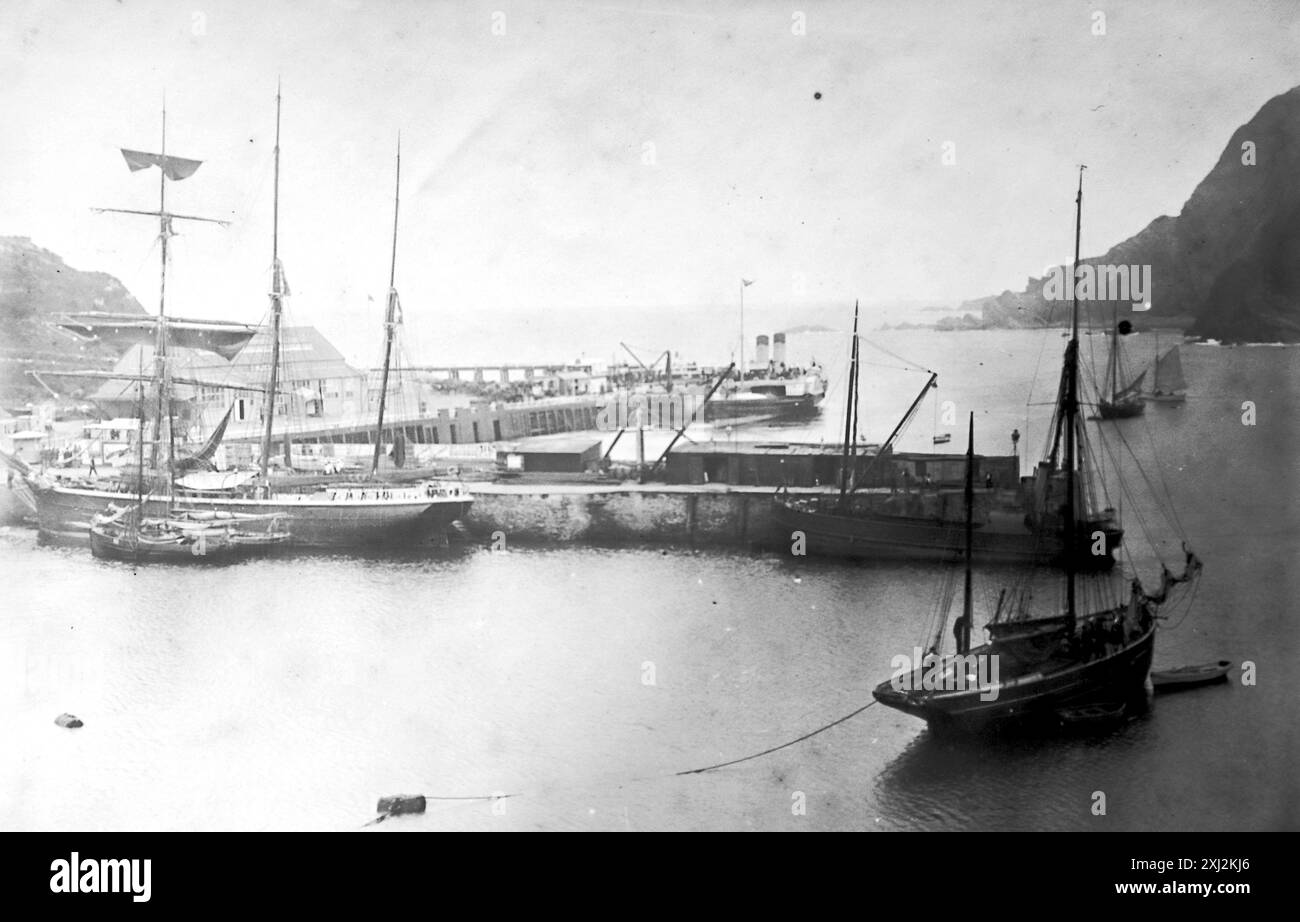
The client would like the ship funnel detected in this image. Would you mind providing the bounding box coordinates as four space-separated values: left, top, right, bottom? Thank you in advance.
755 335 770 366
773 332 787 365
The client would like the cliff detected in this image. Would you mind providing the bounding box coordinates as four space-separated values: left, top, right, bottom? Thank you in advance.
0 236 144 403
965 85 1300 342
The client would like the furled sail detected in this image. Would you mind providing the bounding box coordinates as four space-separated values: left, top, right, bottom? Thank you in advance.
120 149 203 181
57 313 257 360
1154 346 1186 393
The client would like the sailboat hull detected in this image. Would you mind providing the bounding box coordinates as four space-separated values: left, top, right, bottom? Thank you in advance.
89 523 290 563
34 482 471 548
1096 397 1146 418
872 625 1155 736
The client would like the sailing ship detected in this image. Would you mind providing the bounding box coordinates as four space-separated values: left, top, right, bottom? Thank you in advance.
25 92 472 547
1096 302 1145 418
871 169 1202 735
1149 340 1187 404
89 504 290 562
771 301 1124 568
88 360 291 562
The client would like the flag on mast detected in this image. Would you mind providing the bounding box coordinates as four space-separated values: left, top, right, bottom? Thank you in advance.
741 278 754 287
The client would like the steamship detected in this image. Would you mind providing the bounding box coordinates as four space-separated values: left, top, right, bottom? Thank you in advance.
702 333 826 426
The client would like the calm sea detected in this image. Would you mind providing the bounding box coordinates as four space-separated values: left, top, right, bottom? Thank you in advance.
2 330 1297 831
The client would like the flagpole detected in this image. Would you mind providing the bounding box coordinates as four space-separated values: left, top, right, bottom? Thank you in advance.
739 278 744 377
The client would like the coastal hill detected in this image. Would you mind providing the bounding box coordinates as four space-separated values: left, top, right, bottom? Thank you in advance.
0 236 145 405
963 85 1300 343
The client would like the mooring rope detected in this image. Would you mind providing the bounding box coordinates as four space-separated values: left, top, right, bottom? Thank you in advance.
674 699 880 775
365 697 884 824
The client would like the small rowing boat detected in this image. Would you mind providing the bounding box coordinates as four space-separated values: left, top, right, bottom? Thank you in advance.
1150 660 1232 691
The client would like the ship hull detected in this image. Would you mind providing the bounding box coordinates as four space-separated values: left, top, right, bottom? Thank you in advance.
772 497 1120 568
702 393 820 425
34 483 471 548
1097 397 1145 418
89 525 289 563
873 626 1155 736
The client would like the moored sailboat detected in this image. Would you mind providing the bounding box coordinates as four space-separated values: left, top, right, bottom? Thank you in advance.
89 503 291 562
770 301 1124 568
88 369 291 562
871 168 1202 735
27 92 471 547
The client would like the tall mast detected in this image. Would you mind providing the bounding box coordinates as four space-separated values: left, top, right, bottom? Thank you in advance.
1109 300 1119 400
837 301 859 508
260 84 285 482
849 324 860 466
95 99 227 493
957 411 974 654
739 279 745 377
1064 166 1085 627
135 351 146 527
371 135 401 476
151 103 169 477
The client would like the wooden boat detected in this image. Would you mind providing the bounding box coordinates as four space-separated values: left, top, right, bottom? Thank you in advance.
872 169 1202 736
1096 302 1145 418
932 433 952 444
1148 341 1188 404
90 504 290 562
771 300 1124 569
25 92 473 548
1151 660 1231 690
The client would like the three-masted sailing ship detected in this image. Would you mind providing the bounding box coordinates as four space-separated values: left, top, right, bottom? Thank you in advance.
770 302 1124 568
871 168 1202 734
27 92 472 547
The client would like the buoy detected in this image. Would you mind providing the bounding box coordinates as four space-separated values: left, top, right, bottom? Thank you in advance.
376 794 426 816
55 713 83 729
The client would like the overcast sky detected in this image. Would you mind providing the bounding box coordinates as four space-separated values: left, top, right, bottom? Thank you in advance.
3 0 1299 364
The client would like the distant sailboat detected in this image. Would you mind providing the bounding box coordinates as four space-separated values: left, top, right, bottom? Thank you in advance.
1097 301 1145 419
1149 343 1187 404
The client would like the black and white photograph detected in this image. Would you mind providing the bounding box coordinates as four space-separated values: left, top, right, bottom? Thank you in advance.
0 0 1295 866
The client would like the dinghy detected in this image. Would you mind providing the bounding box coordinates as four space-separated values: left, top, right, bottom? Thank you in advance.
1151 660 1231 690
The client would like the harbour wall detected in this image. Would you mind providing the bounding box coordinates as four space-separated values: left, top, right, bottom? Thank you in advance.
462 483 833 550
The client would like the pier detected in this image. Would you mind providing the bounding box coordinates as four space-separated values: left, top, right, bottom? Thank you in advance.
463 481 828 549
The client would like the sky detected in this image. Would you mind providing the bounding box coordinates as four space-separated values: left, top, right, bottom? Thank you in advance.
3 0 1300 366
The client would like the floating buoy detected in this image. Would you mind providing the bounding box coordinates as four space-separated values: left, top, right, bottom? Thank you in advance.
55 713 83 729
376 794 426 817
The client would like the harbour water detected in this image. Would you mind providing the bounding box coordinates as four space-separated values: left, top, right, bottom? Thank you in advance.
2 331 1297 831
